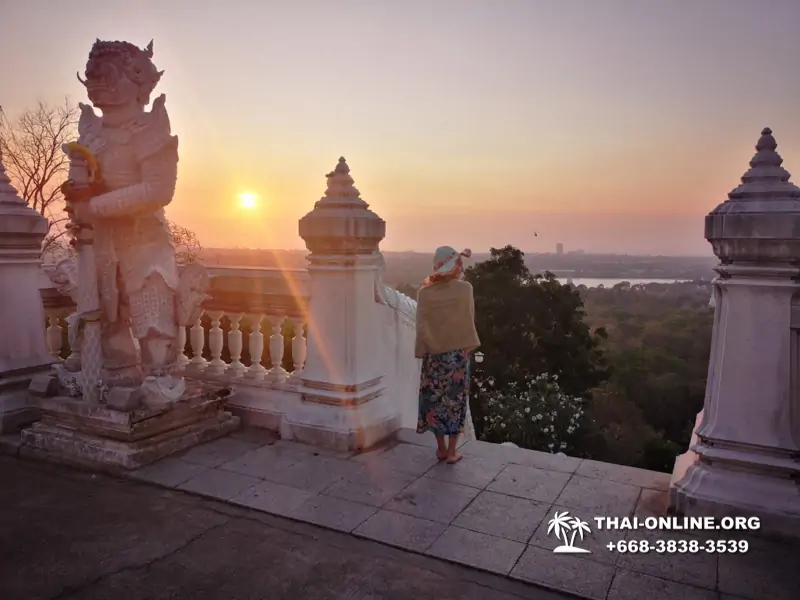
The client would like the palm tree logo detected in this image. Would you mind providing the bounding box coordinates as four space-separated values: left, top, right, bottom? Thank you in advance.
546 510 592 553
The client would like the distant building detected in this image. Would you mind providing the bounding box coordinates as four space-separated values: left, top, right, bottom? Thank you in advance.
556 242 564 255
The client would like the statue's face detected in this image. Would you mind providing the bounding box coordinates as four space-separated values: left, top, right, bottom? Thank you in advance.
84 58 139 109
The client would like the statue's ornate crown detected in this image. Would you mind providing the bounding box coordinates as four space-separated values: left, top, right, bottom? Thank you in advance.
77 39 164 105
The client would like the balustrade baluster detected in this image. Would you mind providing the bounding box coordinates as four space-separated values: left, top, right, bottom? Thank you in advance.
206 311 226 375
45 312 63 359
176 325 190 369
227 313 245 378
266 314 288 382
288 317 307 381
189 312 207 370
246 313 267 379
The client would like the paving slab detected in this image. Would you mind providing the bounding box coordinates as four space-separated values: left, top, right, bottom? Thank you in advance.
228 427 280 446
322 467 416 507
285 494 378 533
177 436 260 467
352 442 441 477
217 443 302 477
354 510 448 552
129 456 209 487
177 467 261 500
453 490 549 543
385 477 480 523
427 526 526 575
257 454 362 493
554 475 641 517
511 545 616 599
425 454 507 488
576 460 670 491
615 528 718 589
606 569 718 600
633 488 669 517
461 440 581 474
229 479 316 516
488 463 572 503
272 438 357 459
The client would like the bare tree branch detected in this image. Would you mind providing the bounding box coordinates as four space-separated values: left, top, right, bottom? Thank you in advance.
0 100 78 262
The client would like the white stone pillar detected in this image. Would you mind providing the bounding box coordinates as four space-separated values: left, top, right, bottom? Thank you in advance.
281 157 400 451
0 152 54 432
670 128 800 538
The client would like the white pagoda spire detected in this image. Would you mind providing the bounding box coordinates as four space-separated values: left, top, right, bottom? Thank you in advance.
0 147 26 206
315 157 369 209
721 127 800 208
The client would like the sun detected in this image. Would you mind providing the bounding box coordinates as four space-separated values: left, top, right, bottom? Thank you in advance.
239 192 258 209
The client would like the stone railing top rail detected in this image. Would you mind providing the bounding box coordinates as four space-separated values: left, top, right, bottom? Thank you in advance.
204 266 310 318
38 264 311 317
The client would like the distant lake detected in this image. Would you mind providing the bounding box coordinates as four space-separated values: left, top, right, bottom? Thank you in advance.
566 278 692 288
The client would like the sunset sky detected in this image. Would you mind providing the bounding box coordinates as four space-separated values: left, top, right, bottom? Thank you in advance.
2 0 799 255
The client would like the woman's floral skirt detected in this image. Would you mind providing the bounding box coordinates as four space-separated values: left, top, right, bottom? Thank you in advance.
417 349 471 436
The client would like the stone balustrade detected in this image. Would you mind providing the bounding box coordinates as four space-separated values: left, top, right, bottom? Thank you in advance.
182 266 310 389
37 265 311 388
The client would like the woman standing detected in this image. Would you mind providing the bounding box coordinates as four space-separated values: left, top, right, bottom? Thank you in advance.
415 246 481 464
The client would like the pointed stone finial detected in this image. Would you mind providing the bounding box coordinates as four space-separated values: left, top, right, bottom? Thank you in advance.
706 127 800 263
726 127 800 201
322 156 365 205
0 149 25 206
298 156 386 257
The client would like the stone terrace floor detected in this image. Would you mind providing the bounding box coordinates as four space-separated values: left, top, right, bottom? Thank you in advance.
3 429 798 600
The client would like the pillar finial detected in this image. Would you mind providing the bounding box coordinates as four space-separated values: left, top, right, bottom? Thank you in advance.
0 148 25 206
299 156 386 257
726 127 800 201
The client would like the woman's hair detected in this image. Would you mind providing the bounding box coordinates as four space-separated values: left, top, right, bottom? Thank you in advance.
421 262 463 287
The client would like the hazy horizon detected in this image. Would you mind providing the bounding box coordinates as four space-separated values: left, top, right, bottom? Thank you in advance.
202 246 715 259
2 0 798 255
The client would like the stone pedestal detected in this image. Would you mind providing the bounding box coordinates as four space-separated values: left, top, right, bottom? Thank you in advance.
282 158 400 451
669 129 800 539
20 381 238 471
0 152 54 433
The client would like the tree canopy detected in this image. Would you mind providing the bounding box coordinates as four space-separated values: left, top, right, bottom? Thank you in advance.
464 245 609 397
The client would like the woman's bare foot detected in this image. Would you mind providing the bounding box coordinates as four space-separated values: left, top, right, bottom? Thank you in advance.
435 435 448 461
446 454 464 464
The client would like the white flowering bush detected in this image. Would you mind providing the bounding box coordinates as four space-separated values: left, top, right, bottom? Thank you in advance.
476 373 586 454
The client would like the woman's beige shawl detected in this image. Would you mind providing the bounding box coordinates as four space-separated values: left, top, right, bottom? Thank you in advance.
414 279 481 358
